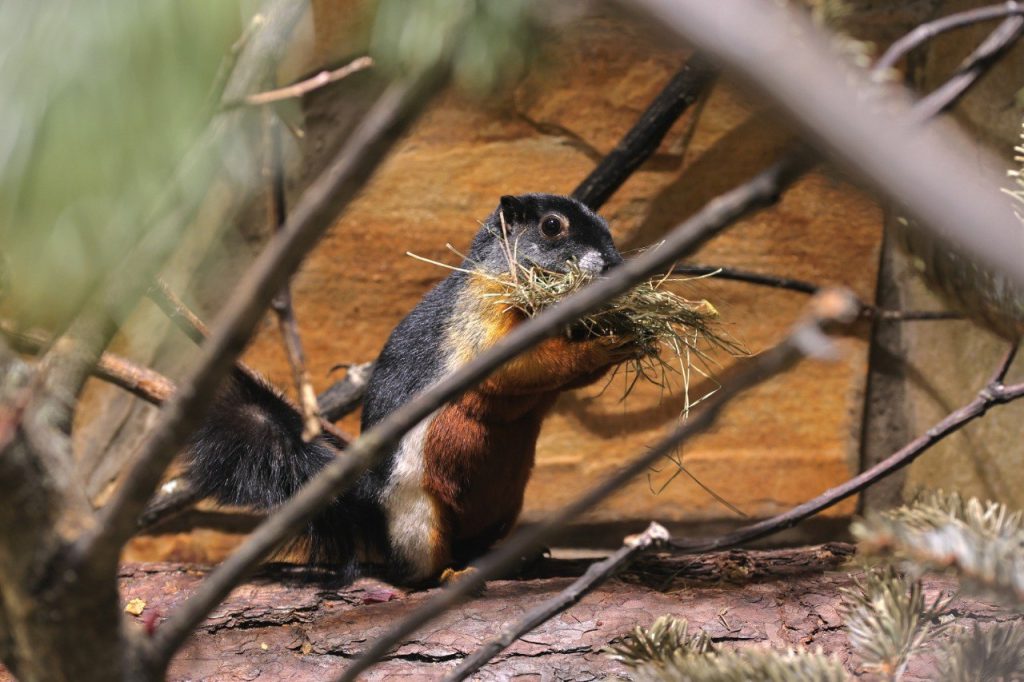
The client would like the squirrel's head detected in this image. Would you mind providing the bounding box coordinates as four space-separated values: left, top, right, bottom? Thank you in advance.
468 194 623 276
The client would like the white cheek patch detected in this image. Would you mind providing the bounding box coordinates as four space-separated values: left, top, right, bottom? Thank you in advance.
577 249 606 274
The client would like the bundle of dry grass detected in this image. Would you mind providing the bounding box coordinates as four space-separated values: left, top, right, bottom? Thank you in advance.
410 245 745 410
493 259 745 399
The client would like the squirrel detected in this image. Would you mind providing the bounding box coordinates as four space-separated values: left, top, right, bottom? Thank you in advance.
185 193 637 585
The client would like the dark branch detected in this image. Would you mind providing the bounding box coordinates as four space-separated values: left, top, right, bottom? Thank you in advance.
318 361 374 422
624 0 1024 292
137 478 203 533
572 54 717 209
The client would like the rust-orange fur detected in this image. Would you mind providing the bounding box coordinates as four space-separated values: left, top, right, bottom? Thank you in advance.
421 275 622 570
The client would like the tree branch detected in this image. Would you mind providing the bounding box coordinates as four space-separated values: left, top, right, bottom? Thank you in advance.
1 324 174 406
912 12 1024 121
670 265 962 321
444 522 670 682
264 111 321 441
670 342 1023 553
572 54 718 209
318 361 374 422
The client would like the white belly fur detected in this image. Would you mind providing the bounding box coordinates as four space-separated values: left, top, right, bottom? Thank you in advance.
382 412 441 582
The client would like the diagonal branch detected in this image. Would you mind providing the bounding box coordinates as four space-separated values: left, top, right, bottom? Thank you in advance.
572 54 717 209
912 12 1024 122
671 342 1023 553
444 522 670 681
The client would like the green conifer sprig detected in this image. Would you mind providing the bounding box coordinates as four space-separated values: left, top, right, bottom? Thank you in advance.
852 491 1024 604
938 621 1024 682
604 615 847 682
837 567 951 679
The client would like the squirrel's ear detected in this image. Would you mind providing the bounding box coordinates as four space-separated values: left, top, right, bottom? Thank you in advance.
499 195 526 224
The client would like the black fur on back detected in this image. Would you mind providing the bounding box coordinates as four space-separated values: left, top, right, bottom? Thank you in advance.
185 369 386 577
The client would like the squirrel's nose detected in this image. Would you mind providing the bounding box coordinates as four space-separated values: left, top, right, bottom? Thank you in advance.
601 250 624 275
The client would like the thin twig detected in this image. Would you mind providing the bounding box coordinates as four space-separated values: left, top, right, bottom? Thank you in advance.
148 149 812 671
338 289 860 681
147 280 208 344
1 324 174 406
230 55 373 108
912 12 1024 122
264 111 321 441
670 265 962 321
572 54 718 209
82 73 444 626
672 264 820 295
444 522 670 682
671 344 1024 553
874 1 1024 74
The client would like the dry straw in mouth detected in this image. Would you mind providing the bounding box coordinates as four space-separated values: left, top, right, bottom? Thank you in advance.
408 228 746 410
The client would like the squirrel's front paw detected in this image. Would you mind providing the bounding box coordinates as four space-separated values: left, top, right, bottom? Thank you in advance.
597 334 647 364
439 566 486 596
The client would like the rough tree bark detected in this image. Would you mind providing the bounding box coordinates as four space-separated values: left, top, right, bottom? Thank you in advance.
0 545 1007 682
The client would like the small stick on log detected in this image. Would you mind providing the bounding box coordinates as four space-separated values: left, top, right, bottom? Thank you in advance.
445 522 670 682
264 111 321 441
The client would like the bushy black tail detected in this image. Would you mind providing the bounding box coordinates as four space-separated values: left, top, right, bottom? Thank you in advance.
184 370 384 572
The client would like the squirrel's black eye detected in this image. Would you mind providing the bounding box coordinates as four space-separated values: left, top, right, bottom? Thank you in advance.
539 213 568 239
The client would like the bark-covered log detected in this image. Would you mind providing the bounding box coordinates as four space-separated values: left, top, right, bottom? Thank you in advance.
2 544 1017 681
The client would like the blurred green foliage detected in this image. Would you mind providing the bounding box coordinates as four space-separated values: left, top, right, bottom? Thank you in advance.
369 0 536 95
0 0 240 327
